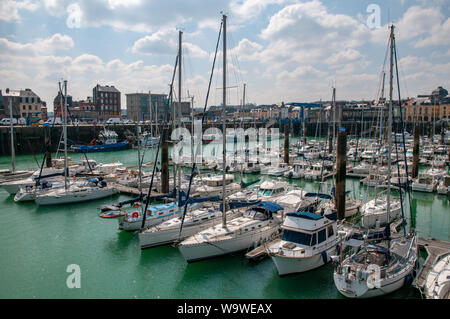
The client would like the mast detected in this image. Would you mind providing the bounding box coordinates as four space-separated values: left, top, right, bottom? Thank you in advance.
177 30 183 204
63 80 68 191
189 93 194 165
222 14 227 228
380 72 386 105
137 123 143 195
332 87 336 151
9 99 15 172
386 25 395 229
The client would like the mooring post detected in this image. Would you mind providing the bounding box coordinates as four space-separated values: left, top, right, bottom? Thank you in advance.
284 124 289 164
335 128 347 221
161 124 169 194
328 132 332 154
412 125 420 179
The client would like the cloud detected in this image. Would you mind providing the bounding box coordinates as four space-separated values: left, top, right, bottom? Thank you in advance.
131 29 207 58
0 0 40 22
0 37 176 111
0 34 74 57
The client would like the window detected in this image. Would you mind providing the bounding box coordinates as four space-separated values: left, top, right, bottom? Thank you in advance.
318 229 326 244
282 229 316 246
23 105 26 110
327 226 334 237
28 105 32 110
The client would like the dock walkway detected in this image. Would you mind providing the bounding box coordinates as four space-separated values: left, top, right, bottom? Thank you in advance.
245 236 281 262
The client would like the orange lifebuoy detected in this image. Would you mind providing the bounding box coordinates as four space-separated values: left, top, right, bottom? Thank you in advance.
132 212 139 219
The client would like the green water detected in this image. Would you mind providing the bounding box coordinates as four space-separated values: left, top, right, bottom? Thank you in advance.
0 148 448 299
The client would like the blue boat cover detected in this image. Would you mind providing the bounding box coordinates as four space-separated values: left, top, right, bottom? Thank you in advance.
255 202 284 213
287 211 323 220
304 193 332 199
221 200 260 212
324 211 338 221
180 195 219 207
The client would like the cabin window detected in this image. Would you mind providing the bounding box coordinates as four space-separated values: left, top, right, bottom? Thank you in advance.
327 226 334 237
201 217 208 221
282 229 316 246
318 229 326 244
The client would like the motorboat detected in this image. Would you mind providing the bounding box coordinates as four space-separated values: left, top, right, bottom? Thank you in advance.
267 211 347 275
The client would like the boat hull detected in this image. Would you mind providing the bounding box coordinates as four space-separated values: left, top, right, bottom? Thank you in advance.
35 188 117 205
179 226 280 263
70 141 128 153
333 268 411 298
270 245 337 276
118 212 180 231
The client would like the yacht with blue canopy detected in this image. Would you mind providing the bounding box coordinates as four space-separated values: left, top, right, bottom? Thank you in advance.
178 201 284 263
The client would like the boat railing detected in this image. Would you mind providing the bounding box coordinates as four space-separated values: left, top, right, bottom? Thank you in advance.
276 238 337 258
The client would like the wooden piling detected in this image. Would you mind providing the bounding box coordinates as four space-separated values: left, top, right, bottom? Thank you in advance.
335 129 347 221
328 133 332 154
412 125 420 179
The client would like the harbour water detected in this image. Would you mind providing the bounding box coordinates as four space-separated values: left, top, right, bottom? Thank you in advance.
0 145 448 299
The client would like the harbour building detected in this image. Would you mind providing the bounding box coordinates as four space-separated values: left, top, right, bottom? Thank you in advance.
93 84 121 120
1 88 47 120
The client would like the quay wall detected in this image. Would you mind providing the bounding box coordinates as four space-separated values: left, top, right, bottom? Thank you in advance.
0 121 448 156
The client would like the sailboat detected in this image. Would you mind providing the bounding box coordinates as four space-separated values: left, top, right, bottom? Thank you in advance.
0 99 34 183
178 15 283 263
332 25 418 298
35 80 117 206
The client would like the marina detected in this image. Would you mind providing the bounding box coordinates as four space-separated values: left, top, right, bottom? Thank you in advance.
0 139 448 299
1 3 449 303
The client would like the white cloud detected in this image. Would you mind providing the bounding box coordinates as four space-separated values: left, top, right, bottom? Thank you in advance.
0 37 176 111
0 0 40 22
131 29 207 58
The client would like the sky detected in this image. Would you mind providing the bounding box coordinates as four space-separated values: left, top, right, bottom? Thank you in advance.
0 0 449 112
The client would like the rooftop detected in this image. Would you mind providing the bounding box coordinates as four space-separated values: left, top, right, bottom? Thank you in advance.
95 85 120 93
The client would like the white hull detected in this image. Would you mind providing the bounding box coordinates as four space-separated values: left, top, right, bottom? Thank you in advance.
179 225 280 263
118 212 180 231
139 212 240 249
361 200 402 228
334 267 412 298
35 187 117 205
412 183 437 193
0 179 34 194
270 245 337 276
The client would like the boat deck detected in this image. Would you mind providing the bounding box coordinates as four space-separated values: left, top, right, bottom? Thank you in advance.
415 237 450 297
111 183 164 197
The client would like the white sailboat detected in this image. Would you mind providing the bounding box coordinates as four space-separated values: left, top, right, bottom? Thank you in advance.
178 15 283 263
138 204 242 249
34 81 117 206
178 201 283 263
333 25 418 298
